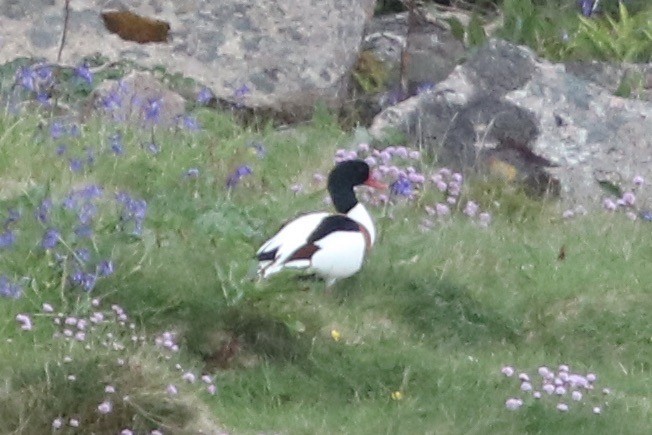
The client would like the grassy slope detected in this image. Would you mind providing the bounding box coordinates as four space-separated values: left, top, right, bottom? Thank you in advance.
0 107 650 434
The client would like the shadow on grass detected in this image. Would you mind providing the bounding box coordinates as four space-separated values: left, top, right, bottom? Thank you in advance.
393 277 522 346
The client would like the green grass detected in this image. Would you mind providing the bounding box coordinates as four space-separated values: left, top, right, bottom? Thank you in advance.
0 104 651 434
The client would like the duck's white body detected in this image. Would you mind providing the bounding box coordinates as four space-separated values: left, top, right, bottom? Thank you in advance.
256 161 382 287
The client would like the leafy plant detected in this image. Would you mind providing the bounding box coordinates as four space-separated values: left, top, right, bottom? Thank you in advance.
571 2 652 62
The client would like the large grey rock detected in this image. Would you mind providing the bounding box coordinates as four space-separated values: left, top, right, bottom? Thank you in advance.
0 0 376 115
370 39 652 209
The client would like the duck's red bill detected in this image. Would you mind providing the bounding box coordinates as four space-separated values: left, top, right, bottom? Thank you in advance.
364 177 388 190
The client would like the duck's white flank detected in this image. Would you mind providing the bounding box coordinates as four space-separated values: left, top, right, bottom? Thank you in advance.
256 212 329 277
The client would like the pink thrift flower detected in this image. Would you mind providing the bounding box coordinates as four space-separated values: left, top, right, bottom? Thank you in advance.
166 384 178 395
395 146 408 159
346 150 358 160
91 298 101 307
65 317 77 326
430 174 443 184
207 384 217 395
335 149 346 158
408 173 425 184
562 209 574 219
117 358 125 366
593 406 602 414
98 401 113 414
622 192 636 206
424 206 436 216
452 172 463 183
52 418 63 429
586 373 597 382
358 142 370 153
201 375 213 384
521 382 533 392
543 384 555 395
105 385 116 393
559 364 570 372
151 431 164 435
538 366 550 377
518 373 530 382
408 150 421 159
379 150 391 163
555 386 567 395
436 180 448 192
571 390 582 401
602 388 611 395
501 366 515 377
533 391 542 399
556 403 569 412
182 372 196 383
42 303 54 313
505 398 523 410
435 203 450 217
633 175 644 186
121 430 134 435
69 419 79 427
313 173 325 183
446 196 457 205
603 198 617 211
74 331 86 341
447 181 461 197
364 156 377 167
463 201 479 217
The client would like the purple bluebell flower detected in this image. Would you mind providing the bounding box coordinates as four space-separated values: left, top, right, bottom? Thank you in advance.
86 148 96 166
79 185 103 200
197 87 214 105
36 92 51 105
41 228 60 249
109 132 124 155
74 63 93 85
579 0 595 17
102 90 122 112
69 158 84 172
0 230 16 248
77 203 97 225
50 122 66 139
70 270 97 292
0 275 22 299
185 168 200 178
144 142 161 154
143 97 162 123
75 248 91 264
35 64 53 83
182 116 201 131
226 165 253 188
248 141 267 158
16 66 36 92
639 210 652 222
390 176 413 196
234 84 250 100
4 209 20 226
98 260 114 277
35 198 52 223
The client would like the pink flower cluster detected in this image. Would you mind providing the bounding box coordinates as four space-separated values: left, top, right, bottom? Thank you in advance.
501 364 609 414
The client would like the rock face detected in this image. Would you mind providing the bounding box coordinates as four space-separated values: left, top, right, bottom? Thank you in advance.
370 39 652 209
0 0 377 115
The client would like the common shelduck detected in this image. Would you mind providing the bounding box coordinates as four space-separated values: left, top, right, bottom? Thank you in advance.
256 160 386 286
